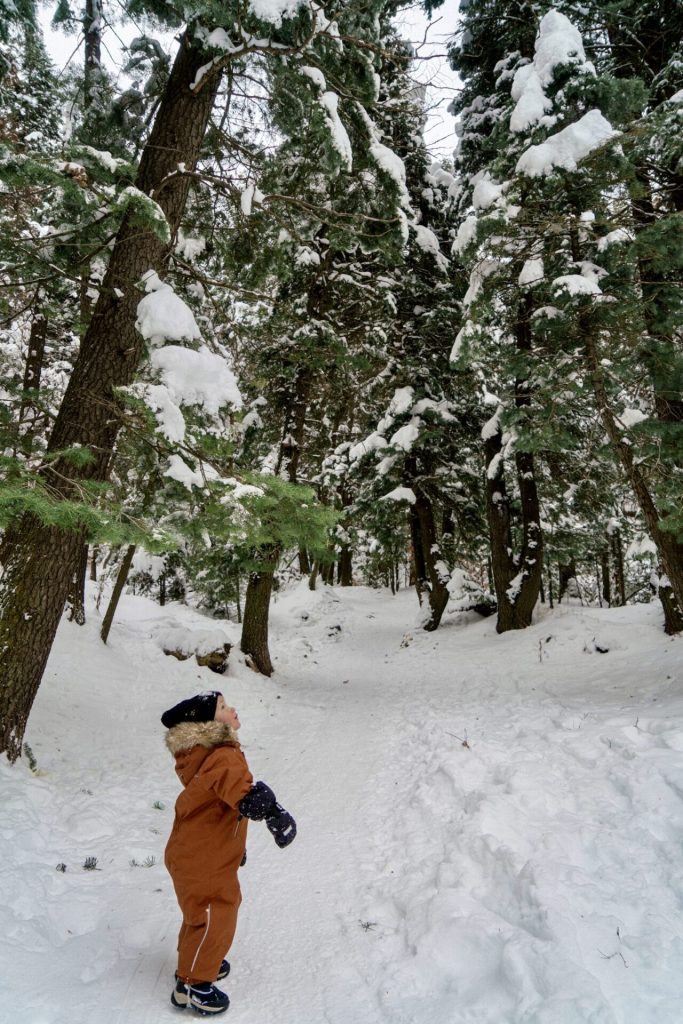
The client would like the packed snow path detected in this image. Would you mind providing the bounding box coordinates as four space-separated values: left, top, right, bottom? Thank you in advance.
1 584 682 1024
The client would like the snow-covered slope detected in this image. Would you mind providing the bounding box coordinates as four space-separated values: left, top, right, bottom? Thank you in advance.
1 583 682 1024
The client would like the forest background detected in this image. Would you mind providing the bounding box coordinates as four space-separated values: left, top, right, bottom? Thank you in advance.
0 0 682 759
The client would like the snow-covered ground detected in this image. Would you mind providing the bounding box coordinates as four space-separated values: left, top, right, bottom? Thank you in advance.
1 582 682 1024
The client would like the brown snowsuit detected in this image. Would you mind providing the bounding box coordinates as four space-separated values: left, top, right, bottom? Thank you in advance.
164 720 254 984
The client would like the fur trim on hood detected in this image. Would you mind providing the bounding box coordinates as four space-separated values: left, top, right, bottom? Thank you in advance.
165 720 239 756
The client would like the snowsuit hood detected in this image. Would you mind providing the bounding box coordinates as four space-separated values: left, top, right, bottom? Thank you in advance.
166 720 240 788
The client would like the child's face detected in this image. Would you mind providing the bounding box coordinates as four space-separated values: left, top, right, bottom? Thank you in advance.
214 695 240 731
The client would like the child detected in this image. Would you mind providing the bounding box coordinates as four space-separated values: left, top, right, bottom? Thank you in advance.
161 690 296 1016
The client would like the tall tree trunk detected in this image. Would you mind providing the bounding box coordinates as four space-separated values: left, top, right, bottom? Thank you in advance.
240 550 278 676
18 315 46 444
338 546 353 586
298 548 310 575
235 570 242 624
558 559 576 603
0 33 223 761
100 544 136 644
609 529 626 606
484 300 544 633
406 457 450 632
83 0 102 109
600 548 611 607
308 560 319 591
66 543 89 625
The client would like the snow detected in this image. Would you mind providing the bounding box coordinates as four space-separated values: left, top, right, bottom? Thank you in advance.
510 10 593 133
471 173 504 211
150 344 243 415
319 92 353 171
240 184 265 217
452 215 478 255
155 625 231 657
135 272 201 347
617 408 648 429
163 453 205 490
412 224 449 272
389 417 421 451
358 107 411 211
248 0 306 25
175 231 206 261
348 431 388 462
552 273 603 297
518 257 544 287
387 386 414 419
301 65 326 92
379 486 416 504
516 110 619 177
597 228 634 252
141 383 187 442
2 584 683 1024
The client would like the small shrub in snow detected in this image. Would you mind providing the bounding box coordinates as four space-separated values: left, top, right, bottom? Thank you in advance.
83 857 99 871
130 856 157 868
22 743 38 772
55 863 67 873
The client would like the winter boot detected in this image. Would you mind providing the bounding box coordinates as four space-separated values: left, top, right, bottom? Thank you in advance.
171 979 230 1015
176 960 230 983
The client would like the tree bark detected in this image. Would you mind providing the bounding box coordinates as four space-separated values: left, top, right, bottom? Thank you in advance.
83 0 102 109
338 546 353 586
558 559 577 603
240 550 278 676
66 543 89 625
406 458 450 632
18 315 47 443
0 32 224 761
308 560 319 591
484 300 544 633
298 548 310 575
100 544 136 645
600 548 611 606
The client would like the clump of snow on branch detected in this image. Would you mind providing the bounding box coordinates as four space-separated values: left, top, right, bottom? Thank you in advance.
597 228 634 251
412 224 449 273
518 258 545 287
319 92 353 171
248 0 306 26
380 486 416 505
150 345 242 417
135 271 201 347
164 453 206 490
516 109 618 177
240 184 265 216
510 10 594 133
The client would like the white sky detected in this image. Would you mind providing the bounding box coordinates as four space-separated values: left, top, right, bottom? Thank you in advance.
40 0 461 158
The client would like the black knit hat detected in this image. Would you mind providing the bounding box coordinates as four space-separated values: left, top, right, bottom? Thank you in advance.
161 691 221 729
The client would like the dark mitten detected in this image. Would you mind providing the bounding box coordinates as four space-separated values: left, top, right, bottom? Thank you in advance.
266 805 297 848
239 781 276 820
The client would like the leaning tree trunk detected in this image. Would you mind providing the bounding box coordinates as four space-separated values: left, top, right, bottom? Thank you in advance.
0 32 223 761
240 549 279 677
582 319 683 634
100 544 136 644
